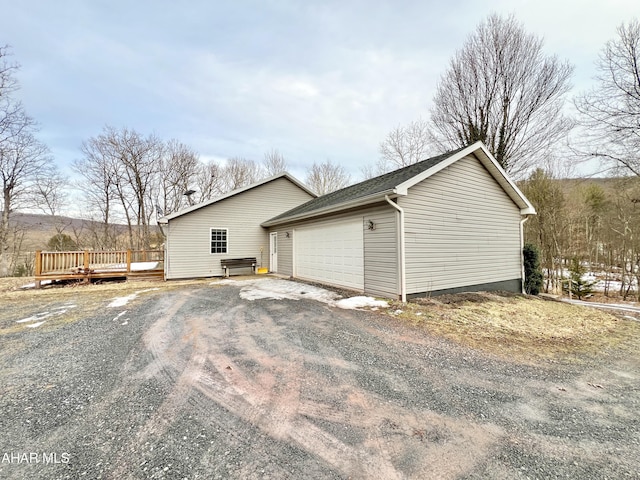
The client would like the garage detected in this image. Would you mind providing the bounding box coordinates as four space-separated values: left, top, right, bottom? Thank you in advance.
294 219 364 290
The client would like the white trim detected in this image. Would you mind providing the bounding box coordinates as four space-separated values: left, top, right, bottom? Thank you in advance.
520 216 529 294
209 227 229 255
159 173 316 223
164 222 170 278
395 142 536 215
269 232 278 272
385 195 406 302
262 190 397 227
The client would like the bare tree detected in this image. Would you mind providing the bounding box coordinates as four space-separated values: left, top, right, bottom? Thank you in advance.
305 160 351 195
32 165 71 241
32 165 68 216
574 19 640 176
0 46 52 265
359 163 379 181
429 14 573 177
262 149 288 176
74 136 119 248
194 159 225 203
75 126 162 249
379 119 432 172
221 157 262 192
155 139 199 216
0 45 18 98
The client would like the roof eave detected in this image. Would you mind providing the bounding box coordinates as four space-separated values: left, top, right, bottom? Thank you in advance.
162 172 316 222
261 189 399 227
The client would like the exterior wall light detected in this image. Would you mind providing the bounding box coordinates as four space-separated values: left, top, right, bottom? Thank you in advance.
367 220 376 231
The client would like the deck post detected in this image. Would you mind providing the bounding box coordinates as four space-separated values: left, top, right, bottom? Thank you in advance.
83 250 90 284
126 250 132 273
35 250 42 289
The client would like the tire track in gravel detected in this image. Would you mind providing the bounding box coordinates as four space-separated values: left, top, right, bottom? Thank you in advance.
198 302 403 479
106 290 220 479
163 296 502 479
85 285 506 478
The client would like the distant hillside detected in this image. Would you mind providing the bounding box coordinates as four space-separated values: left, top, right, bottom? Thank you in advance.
517 176 640 197
8 212 158 252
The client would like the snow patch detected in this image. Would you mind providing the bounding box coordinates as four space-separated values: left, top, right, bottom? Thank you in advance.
238 279 340 303
20 280 52 289
112 311 128 321
26 321 46 328
108 294 138 308
16 309 70 323
107 288 160 308
93 261 160 273
53 304 77 310
222 278 389 310
334 296 389 310
16 313 49 323
214 278 262 286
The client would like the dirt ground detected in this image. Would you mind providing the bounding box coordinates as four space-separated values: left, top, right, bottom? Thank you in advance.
0 278 638 479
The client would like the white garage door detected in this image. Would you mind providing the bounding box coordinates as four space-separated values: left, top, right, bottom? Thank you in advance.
294 219 364 290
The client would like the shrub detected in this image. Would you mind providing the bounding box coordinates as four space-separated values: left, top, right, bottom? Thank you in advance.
46 233 78 251
523 243 543 295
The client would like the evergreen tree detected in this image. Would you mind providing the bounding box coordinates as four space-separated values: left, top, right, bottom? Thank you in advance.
523 243 543 295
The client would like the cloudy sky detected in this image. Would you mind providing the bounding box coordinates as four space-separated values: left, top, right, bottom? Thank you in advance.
1 0 638 184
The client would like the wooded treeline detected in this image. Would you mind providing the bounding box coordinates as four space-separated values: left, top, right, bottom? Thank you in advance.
521 171 640 299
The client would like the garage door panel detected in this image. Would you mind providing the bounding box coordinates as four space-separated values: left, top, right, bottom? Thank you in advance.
295 220 364 290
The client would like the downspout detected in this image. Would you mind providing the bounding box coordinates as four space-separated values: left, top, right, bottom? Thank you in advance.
520 215 530 294
385 195 406 302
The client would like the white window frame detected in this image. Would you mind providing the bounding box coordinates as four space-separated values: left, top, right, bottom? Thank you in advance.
210 228 229 254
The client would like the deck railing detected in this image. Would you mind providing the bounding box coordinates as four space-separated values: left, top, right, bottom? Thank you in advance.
34 249 164 286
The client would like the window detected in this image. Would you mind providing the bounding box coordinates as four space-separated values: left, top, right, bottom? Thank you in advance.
210 228 228 254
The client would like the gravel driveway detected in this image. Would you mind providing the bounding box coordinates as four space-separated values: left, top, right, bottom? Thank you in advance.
0 279 638 479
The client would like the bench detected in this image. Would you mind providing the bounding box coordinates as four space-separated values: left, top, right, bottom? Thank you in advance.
220 257 257 277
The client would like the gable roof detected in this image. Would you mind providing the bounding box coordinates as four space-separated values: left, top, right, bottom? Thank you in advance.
158 172 316 223
262 142 535 227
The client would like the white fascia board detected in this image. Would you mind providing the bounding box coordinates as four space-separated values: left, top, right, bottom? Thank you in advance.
471 145 537 215
261 189 398 227
395 141 536 215
161 172 316 222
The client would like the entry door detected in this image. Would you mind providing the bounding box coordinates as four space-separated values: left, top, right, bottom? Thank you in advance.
269 232 278 272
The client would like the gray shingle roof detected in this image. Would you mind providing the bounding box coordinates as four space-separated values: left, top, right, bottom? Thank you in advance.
265 146 467 225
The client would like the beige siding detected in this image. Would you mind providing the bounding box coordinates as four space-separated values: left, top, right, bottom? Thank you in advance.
400 155 522 294
270 203 399 298
363 208 398 298
166 177 314 279
276 230 293 276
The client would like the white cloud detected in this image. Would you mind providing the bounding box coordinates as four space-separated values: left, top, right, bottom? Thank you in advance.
2 0 637 196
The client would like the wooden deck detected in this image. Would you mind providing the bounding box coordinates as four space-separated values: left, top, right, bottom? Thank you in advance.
34 249 164 287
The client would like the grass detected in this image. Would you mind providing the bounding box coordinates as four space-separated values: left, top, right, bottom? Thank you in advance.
0 277 213 336
388 291 640 363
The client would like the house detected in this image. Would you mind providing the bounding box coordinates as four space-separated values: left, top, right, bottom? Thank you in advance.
160 142 535 300
159 174 316 279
